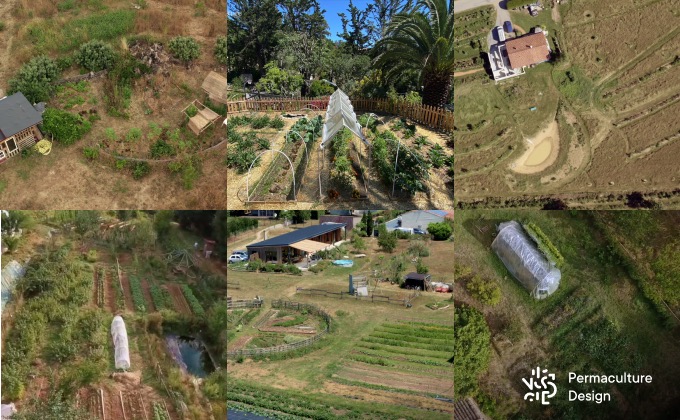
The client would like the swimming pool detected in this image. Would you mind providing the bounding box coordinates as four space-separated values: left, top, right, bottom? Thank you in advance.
332 260 354 267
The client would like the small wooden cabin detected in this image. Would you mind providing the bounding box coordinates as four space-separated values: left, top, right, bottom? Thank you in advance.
0 93 44 163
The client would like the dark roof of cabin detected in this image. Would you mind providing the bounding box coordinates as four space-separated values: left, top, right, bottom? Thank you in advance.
405 272 431 281
247 223 345 248
0 93 43 141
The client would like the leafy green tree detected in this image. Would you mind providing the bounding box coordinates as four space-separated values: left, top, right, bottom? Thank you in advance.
255 62 304 95
366 0 414 42
365 211 374 236
215 36 227 65
212 210 228 261
277 32 329 96
651 241 680 306
416 260 429 274
228 0 282 74
1 211 32 235
454 305 491 396
3 236 20 253
75 40 116 71
153 210 175 239
8 56 60 103
378 224 397 253
427 221 452 240
466 275 501 306
168 36 201 63
351 233 366 251
337 0 372 54
278 0 329 38
74 210 100 235
373 0 453 107
388 254 407 284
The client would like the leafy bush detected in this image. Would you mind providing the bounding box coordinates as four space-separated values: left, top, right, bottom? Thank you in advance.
427 222 452 240
250 115 271 129
8 56 60 103
42 108 92 145
0 21 6 32
150 139 175 158
186 104 198 117
85 249 98 262
377 225 397 253
455 306 491 396
416 260 429 274
407 241 430 257
309 79 335 97
126 127 143 142
132 161 151 179
168 36 201 63
76 40 116 72
269 116 285 130
466 276 501 306
214 36 227 65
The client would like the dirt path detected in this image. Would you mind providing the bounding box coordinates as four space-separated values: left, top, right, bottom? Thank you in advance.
337 364 454 396
93 268 100 308
454 68 485 78
167 284 192 315
106 269 117 313
120 271 135 313
323 382 453 413
141 280 156 312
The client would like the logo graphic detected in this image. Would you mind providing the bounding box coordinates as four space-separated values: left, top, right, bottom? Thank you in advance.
522 367 557 405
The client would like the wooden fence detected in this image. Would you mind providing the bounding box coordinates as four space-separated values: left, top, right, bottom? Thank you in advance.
226 298 263 309
295 287 418 306
226 300 331 358
227 97 454 133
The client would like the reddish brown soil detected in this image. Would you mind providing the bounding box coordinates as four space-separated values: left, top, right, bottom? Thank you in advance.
123 391 149 420
77 388 104 419
103 388 126 420
106 270 117 313
166 284 192 315
120 271 136 313
323 382 453 414
141 280 156 312
93 268 100 308
228 335 253 351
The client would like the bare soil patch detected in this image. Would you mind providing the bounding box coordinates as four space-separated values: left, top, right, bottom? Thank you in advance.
167 283 192 315
510 120 560 174
336 363 453 396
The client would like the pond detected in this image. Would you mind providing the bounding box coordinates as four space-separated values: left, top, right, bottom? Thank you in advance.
165 335 215 378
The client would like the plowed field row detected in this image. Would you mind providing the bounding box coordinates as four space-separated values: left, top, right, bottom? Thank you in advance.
167 284 192 315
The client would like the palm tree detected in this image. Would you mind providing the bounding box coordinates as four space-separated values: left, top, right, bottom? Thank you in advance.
373 0 453 108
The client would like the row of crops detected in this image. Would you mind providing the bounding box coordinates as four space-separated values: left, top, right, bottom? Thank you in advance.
372 130 430 195
129 275 147 312
348 322 454 368
150 284 174 310
227 379 449 420
97 267 105 308
226 129 271 173
329 128 357 193
181 284 205 316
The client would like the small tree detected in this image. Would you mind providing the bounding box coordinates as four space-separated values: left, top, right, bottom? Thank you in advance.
466 275 501 306
8 55 60 103
427 222 453 240
76 40 116 72
351 234 366 251
366 211 374 237
3 236 20 254
168 36 201 63
416 260 429 274
377 224 397 253
388 255 407 284
214 36 227 65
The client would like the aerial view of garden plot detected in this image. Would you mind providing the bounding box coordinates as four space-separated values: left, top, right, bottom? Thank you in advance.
226 210 454 419
227 0 453 210
0 0 227 209
454 210 680 419
227 105 453 210
1 210 229 418
453 0 680 209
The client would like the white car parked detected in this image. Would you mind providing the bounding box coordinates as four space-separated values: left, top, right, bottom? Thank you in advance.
229 254 248 263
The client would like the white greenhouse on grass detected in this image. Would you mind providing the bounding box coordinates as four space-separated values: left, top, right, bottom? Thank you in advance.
111 315 130 370
320 89 369 149
492 221 561 299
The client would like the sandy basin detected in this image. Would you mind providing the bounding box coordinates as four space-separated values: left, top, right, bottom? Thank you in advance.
510 120 560 174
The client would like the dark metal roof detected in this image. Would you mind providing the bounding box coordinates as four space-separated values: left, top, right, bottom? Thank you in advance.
247 223 345 248
0 93 43 141
405 272 431 280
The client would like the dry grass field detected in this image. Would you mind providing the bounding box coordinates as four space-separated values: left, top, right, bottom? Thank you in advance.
454 0 680 209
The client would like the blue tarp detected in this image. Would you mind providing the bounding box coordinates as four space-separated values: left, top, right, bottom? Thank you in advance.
1 260 25 312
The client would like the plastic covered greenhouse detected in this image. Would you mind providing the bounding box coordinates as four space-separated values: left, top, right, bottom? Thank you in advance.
491 221 561 299
320 89 369 149
111 315 130 370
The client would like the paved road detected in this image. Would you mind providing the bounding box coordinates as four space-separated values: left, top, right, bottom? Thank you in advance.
454 0 512 47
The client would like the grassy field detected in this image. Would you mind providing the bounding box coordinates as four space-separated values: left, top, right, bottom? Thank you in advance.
0 0 227 209
454 210 680 419
454 0 680 209
226 221 454 419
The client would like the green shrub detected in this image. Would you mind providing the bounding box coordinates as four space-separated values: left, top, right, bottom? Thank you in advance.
522 222 564 268
250 115 271 129
0 21 5 32
150 139 175 158
427 222 453 240
416 260 429 274
126 127 143 142
82 147 99 160
309 79 335 97
168 36 201 63
214 36 227 65
466 275 501 306
269 116 285 130
8 56 60 103
41 108 92 145
76 40 116 72
407 241 430 257
85 249 98 262
132 161 151 179
186 104 198 117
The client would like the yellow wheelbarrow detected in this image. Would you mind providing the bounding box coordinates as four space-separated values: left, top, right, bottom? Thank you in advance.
33 139 52 155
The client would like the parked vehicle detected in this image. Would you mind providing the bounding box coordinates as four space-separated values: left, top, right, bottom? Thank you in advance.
495 26 505 42
504 21 513 33
229 254 248 263
413 228 427 235
231 250 248 258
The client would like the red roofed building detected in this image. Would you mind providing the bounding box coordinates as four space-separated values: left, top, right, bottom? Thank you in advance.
505 31 551 70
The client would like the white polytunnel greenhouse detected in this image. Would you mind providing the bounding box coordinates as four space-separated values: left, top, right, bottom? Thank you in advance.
320 89 369 149
111 315 130 370
491 221 561 299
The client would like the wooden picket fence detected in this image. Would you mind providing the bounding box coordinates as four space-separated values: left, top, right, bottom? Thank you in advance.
226 298 263 309
295 287 418 306
226 300 331 358
227 97 454 133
